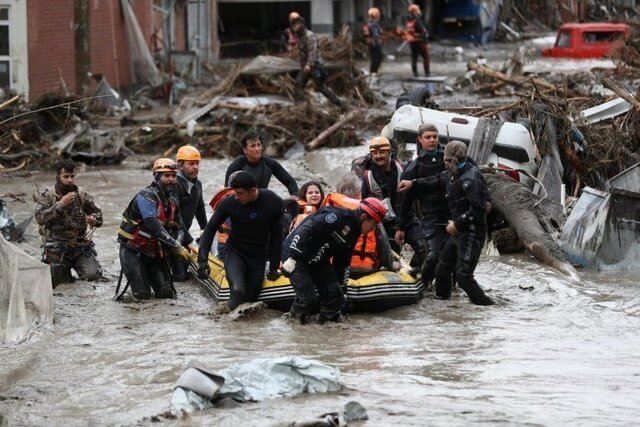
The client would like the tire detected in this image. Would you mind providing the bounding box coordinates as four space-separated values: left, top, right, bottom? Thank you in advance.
407 85 431 107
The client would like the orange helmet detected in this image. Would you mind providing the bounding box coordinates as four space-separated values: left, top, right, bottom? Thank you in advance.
368 136 391 152
152 158 177 173
368 7 380 19
360 197 387 223
176 145 201 161
408 4 421 14
288 11 300 23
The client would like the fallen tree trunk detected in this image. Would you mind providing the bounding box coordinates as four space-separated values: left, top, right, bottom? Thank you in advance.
467 62 557 91
602 78 640 111
483 170 578 278
307 109 363 150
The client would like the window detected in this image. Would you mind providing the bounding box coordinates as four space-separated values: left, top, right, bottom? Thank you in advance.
0 6 9 88
583 31 625 43
556 31 571 48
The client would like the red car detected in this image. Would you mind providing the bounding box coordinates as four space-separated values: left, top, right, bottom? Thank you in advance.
542 23 631 59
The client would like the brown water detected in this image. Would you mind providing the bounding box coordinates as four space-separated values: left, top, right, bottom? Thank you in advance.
1 150 639 427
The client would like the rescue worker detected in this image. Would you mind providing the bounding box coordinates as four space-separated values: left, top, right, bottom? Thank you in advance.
172 145 207 281
221 130 298 258
396 123 448 285
361 136 426 264
432 141 493 305
291 16 346 108
363 7 383 75
197 172 284 311
282 11 301 58
282 197 387 323
225 130 298 196
405 4 430 77
117 158 190 300
35 159 103 287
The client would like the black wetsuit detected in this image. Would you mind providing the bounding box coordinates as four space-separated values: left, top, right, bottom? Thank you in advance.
171 171 208 281
224 155 299 195
398 148 449 283
282 206 361 321
433 159 493 305
198 189 284 309
362 161 427 262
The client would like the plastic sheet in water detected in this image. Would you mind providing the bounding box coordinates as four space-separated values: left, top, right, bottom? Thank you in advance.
171 357 342 416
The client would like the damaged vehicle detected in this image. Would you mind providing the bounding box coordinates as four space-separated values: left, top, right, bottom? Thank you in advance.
381 104 538 183
542 23 631 59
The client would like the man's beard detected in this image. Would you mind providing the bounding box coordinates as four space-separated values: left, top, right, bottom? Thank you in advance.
161 182 177 195
55 180 76 195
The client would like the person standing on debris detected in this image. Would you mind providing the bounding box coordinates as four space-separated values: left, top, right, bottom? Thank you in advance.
396 123 448 285
363 8 384 75
291 16 346 108
362 136 426 266
197 172 284 311
283 11 301 58
432 141 493 305
171 145 208 281
282 197 386 323
404 4 430 77
35 159 104 287
117 158 190 300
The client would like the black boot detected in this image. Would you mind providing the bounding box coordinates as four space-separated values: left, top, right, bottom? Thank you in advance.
458 273 493 306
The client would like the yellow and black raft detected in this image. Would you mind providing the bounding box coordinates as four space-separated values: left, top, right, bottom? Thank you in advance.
186 251 424 313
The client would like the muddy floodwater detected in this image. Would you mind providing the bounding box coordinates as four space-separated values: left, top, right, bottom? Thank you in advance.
2 148 639 427
1 46 638 426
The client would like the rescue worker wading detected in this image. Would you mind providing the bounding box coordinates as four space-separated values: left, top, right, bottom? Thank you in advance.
35 159 104 287
282 197 387 323
405 4 430 77
363 7 383 75
197 172 284 311
117 158 190 300
172 145 208 281
431 141 493 306
362 136 426 264
396 123 448 285
291 16 345 108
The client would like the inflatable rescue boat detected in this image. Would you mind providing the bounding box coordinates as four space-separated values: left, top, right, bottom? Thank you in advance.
187 253 424 313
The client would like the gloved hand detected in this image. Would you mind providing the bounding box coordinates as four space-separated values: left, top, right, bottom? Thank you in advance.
174 244 190 259
197 261 210 279
266 269 280 281
282 257 297 274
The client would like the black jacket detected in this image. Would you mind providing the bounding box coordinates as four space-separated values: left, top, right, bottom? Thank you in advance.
283 206 361 286
176 172 207 232
225 155 299 196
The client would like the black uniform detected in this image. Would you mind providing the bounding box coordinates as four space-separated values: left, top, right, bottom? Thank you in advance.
225 155 299 196
282 206 361 321
171 171 208 281
398 148 449 283
198 189 284 310
433 159 493 305
362 161 426 262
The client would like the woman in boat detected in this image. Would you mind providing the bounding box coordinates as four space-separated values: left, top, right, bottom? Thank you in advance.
288 181 325 232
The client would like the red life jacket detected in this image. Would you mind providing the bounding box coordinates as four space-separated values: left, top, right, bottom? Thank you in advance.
119 197 178 258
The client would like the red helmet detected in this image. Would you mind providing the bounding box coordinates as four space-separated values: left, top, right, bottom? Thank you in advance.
360 197 387 223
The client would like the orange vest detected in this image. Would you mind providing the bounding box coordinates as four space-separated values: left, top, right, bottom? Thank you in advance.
321 193 379 272
289 201 318 232
209 188 234 244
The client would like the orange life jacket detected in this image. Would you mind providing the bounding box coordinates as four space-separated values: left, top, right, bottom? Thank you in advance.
289 201 318 232
209 188 234 244
321 193 379 272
